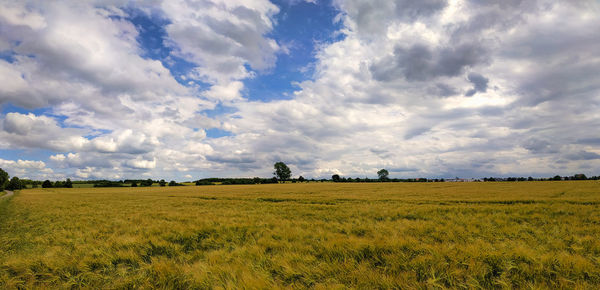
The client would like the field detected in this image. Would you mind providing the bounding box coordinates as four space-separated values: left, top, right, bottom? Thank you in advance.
1 182 600 288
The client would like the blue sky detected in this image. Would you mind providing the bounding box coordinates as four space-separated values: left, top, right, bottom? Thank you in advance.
0 0 599 180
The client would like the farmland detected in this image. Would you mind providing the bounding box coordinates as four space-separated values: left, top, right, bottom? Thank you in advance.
1 182 600 288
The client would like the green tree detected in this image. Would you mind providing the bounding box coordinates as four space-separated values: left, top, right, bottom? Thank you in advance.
131 181 138 187
332 174 341 182
196 180 212 186
42 180 53 188
141 179 153 187
6 177 23 190
168 180 183 186
298 176 305 183
0 168 8 191
273 162 291 182
65 178 73 188
377 169 390 181
159 179 166 187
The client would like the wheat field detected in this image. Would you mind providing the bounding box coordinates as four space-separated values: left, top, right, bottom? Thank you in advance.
1 181 599 288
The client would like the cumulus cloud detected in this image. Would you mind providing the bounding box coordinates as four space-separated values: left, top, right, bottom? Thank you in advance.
161 0 281 102
0 1 188 110
125 157 157 169
0 0 282 179
1 0 599 180
0 158 55 180
370 42 488 82
211 0 600 178
335 0 447 35
0 113 90 152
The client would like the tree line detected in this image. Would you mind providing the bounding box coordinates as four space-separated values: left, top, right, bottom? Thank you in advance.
0 168 25 191
1 164 598 192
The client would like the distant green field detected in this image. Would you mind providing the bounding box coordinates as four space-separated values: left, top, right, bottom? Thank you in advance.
1 182 599 288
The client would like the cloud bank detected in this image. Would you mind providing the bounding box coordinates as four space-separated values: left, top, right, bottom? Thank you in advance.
0 0 599 180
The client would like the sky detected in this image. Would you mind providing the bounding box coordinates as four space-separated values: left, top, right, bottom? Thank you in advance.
0 0 599 181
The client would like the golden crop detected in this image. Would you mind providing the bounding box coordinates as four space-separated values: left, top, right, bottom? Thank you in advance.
1 181 599 288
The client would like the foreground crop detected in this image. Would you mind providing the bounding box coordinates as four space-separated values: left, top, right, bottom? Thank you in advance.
1 182 599 288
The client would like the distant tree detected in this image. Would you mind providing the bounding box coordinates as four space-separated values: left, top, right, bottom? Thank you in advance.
159 179 166 187
42 180 53 188
253 177 262 184
196 180 213 186
93 181 124 187
332 174 341 182
65 178 73 188
553 175 562 181
528 176 534 181
377 169 389 181
54 181 64 188
131 181 138 187
573 173 587 180
6 177 23 190
169 180 183 186
273 162 291 182
141 179 153 187
0 168 8 191
298 176 305 183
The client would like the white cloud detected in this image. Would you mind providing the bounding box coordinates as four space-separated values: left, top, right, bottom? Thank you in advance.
125 157 157 169
0 112 90 152
204 81 245 102
205 0 600 178
75 166 122 180
0 158 55 180
1 0 599 180
0 2 190 109
162 0 280 82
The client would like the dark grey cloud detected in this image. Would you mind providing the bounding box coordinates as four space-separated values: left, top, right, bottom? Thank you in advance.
404 125 430 139
388 166 418 172
369 148 392 158
206 154 256 164
370 42 488 82
522 138 559 154
428 83 458 97
565 151 600 161
576 138 600 145
465 72 488 96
